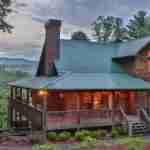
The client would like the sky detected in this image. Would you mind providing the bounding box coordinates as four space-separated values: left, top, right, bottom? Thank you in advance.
0 0 150 60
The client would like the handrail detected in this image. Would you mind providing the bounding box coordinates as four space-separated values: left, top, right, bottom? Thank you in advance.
119 106 128 121
47 108 115 114
140 108 150 125
11 98 43 112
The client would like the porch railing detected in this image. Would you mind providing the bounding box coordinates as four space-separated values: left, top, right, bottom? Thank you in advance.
47 109 121 130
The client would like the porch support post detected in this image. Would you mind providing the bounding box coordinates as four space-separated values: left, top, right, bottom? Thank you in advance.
14 87 17 124
27 89 30 105
147 91 150 115
43 95 48 131
76 92 80 130
19 88 22 123
112 91 115 125
41 93 48 143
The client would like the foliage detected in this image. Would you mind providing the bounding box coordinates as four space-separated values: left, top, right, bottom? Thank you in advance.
0 0 13 32
111 127 120 138
33 144 60 150
92 10 150 42
74 131 87 141
47 132 57 141
92 16 128 43
0 70 30 129
96 129 107 139
71 31 89 41
74 130 94 141
127 11 150 39
116 126 127 136
0 86 9 128
74 129 107 141
57 131 71 141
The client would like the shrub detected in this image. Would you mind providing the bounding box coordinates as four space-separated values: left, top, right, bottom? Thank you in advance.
57 131 71 141
74 130 98 141
74 131 87 141
116 127 127 136
96 129 107 139
81 130 91 136
47 132 57 141
83 136 97 143
89 131 97 139
33 144 59 150
111 127 120 138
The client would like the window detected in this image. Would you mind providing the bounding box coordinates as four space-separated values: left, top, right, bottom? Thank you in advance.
22 89 27 101
93 92 101 110
16 88 21 98
82 92 92 109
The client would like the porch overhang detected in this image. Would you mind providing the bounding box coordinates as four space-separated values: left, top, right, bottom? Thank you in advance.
8 73 150 91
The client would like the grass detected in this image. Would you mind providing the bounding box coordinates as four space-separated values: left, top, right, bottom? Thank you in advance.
118 137 150 150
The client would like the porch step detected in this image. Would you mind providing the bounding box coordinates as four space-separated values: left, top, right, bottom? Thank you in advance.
127 117 149 136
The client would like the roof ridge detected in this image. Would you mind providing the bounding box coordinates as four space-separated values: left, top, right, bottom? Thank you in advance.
61 36 150 46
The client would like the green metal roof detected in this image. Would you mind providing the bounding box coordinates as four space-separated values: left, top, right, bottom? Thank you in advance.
115 36 150 58
56 37 150 73
57 39 120 73
8 37 150 90
9 73 150 90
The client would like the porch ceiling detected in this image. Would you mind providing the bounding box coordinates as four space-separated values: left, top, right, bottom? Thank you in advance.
8 73 150 91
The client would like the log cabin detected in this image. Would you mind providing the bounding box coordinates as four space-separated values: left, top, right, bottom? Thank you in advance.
8 19 150 135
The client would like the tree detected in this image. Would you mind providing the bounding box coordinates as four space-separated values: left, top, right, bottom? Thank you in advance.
71 31 89 41
127 11 150 39
113 18 129 42
0 0 13 33
92 16 128 43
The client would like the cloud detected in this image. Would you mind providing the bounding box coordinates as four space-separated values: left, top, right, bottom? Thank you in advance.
1 0 150 60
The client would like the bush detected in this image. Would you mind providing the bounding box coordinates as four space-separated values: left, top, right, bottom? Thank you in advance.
111 127 120 138
116 127 127 136
96 130 107 139
74 130 108 141
89 131 97 139
74 131 87 141
47 132 57 141
83 136 97 143
57 131 71 141
33 144 59 150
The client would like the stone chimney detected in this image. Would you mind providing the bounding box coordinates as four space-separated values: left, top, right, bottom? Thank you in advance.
36 19 61 77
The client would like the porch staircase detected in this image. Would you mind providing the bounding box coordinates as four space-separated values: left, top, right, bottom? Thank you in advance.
127 115 148 136
120 107 150 136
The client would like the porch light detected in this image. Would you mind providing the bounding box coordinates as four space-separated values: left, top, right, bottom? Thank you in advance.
59 93 64 99
38 90 48 96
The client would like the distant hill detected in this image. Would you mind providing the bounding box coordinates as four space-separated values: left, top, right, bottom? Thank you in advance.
0 57 37 66
0 57 38 75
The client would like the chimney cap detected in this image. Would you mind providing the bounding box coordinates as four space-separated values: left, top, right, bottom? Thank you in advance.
45 19 61 28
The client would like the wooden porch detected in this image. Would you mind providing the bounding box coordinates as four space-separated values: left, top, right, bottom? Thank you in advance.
47 109 122 130
9 98 122 130
8 87 150 131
